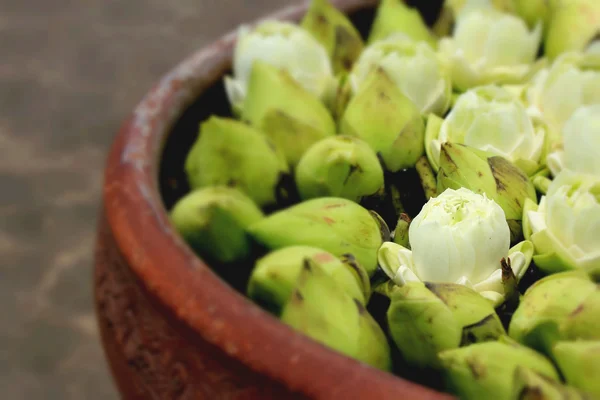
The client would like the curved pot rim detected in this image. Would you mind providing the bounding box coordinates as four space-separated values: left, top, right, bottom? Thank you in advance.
102 1 450 398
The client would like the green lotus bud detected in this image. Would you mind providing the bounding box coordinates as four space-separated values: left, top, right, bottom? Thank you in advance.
386 281 505 368
340 67 425 172
224 20 334 113
295 136 384 202
561 287 600 340
240 61 336 167
170 186 264 263
428 85 546 176
523 170 600 276
439 337 560 400
524 51 600 147
247 246 370 314
248 197 385 276
280 259 392 370
349 34 452 115
377 189 534 306
185 116 289 207
368 0 436 46
512 367 589 400
301 0 364 74
512 0 550 31
439 7 541 91
509 271 600 356
437 143 537 242
533 174 552 195
545 0 600 60
547 104 600 177
553 341 600 397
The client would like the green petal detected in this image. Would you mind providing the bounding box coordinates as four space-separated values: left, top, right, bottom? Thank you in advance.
425 113 444 172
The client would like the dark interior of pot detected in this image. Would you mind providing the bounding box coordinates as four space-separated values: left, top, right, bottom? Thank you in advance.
156 0 541 391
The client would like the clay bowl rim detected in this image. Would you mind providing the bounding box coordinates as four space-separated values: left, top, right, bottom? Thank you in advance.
102 0 450 398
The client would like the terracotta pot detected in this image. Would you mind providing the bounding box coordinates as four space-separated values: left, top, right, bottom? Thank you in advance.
95 0 453 398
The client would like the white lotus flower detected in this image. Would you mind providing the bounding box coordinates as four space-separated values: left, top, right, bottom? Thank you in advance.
349 34 452 115
224 21 334 113
547 105 600 176
439 6 542 91
427 85 546 175
525 51 600 147
379 188 533 305
524 170 600 277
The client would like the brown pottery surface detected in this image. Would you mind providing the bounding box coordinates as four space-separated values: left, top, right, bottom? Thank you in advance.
95 0 453 398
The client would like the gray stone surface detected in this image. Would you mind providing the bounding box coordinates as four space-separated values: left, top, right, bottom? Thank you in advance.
0 0 296 398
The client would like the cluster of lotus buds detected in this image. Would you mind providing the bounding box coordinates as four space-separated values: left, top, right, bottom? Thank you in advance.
170 0 600 398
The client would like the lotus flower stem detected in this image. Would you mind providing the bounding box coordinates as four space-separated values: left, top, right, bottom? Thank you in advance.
373 280 397 298
415 156 437 200
393 213 411 248
389 182 406 218
501 258 520 311
532 175 551 195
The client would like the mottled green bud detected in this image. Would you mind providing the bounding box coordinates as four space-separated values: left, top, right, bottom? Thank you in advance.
387 282 505 368
340 68 425 172
248 197 385 276
509 271 600 356
512 367 589 400
280 259 391 370
295 135 384 202
185 116 289 207
248 246 370 314
439 337 560 400
368 0 436 46
170 186 263 263
241 61 336 166
553 341 600 397
512 0 550 31
301 0 364 74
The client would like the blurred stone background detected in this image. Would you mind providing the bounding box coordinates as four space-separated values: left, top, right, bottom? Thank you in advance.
0 0 296 398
